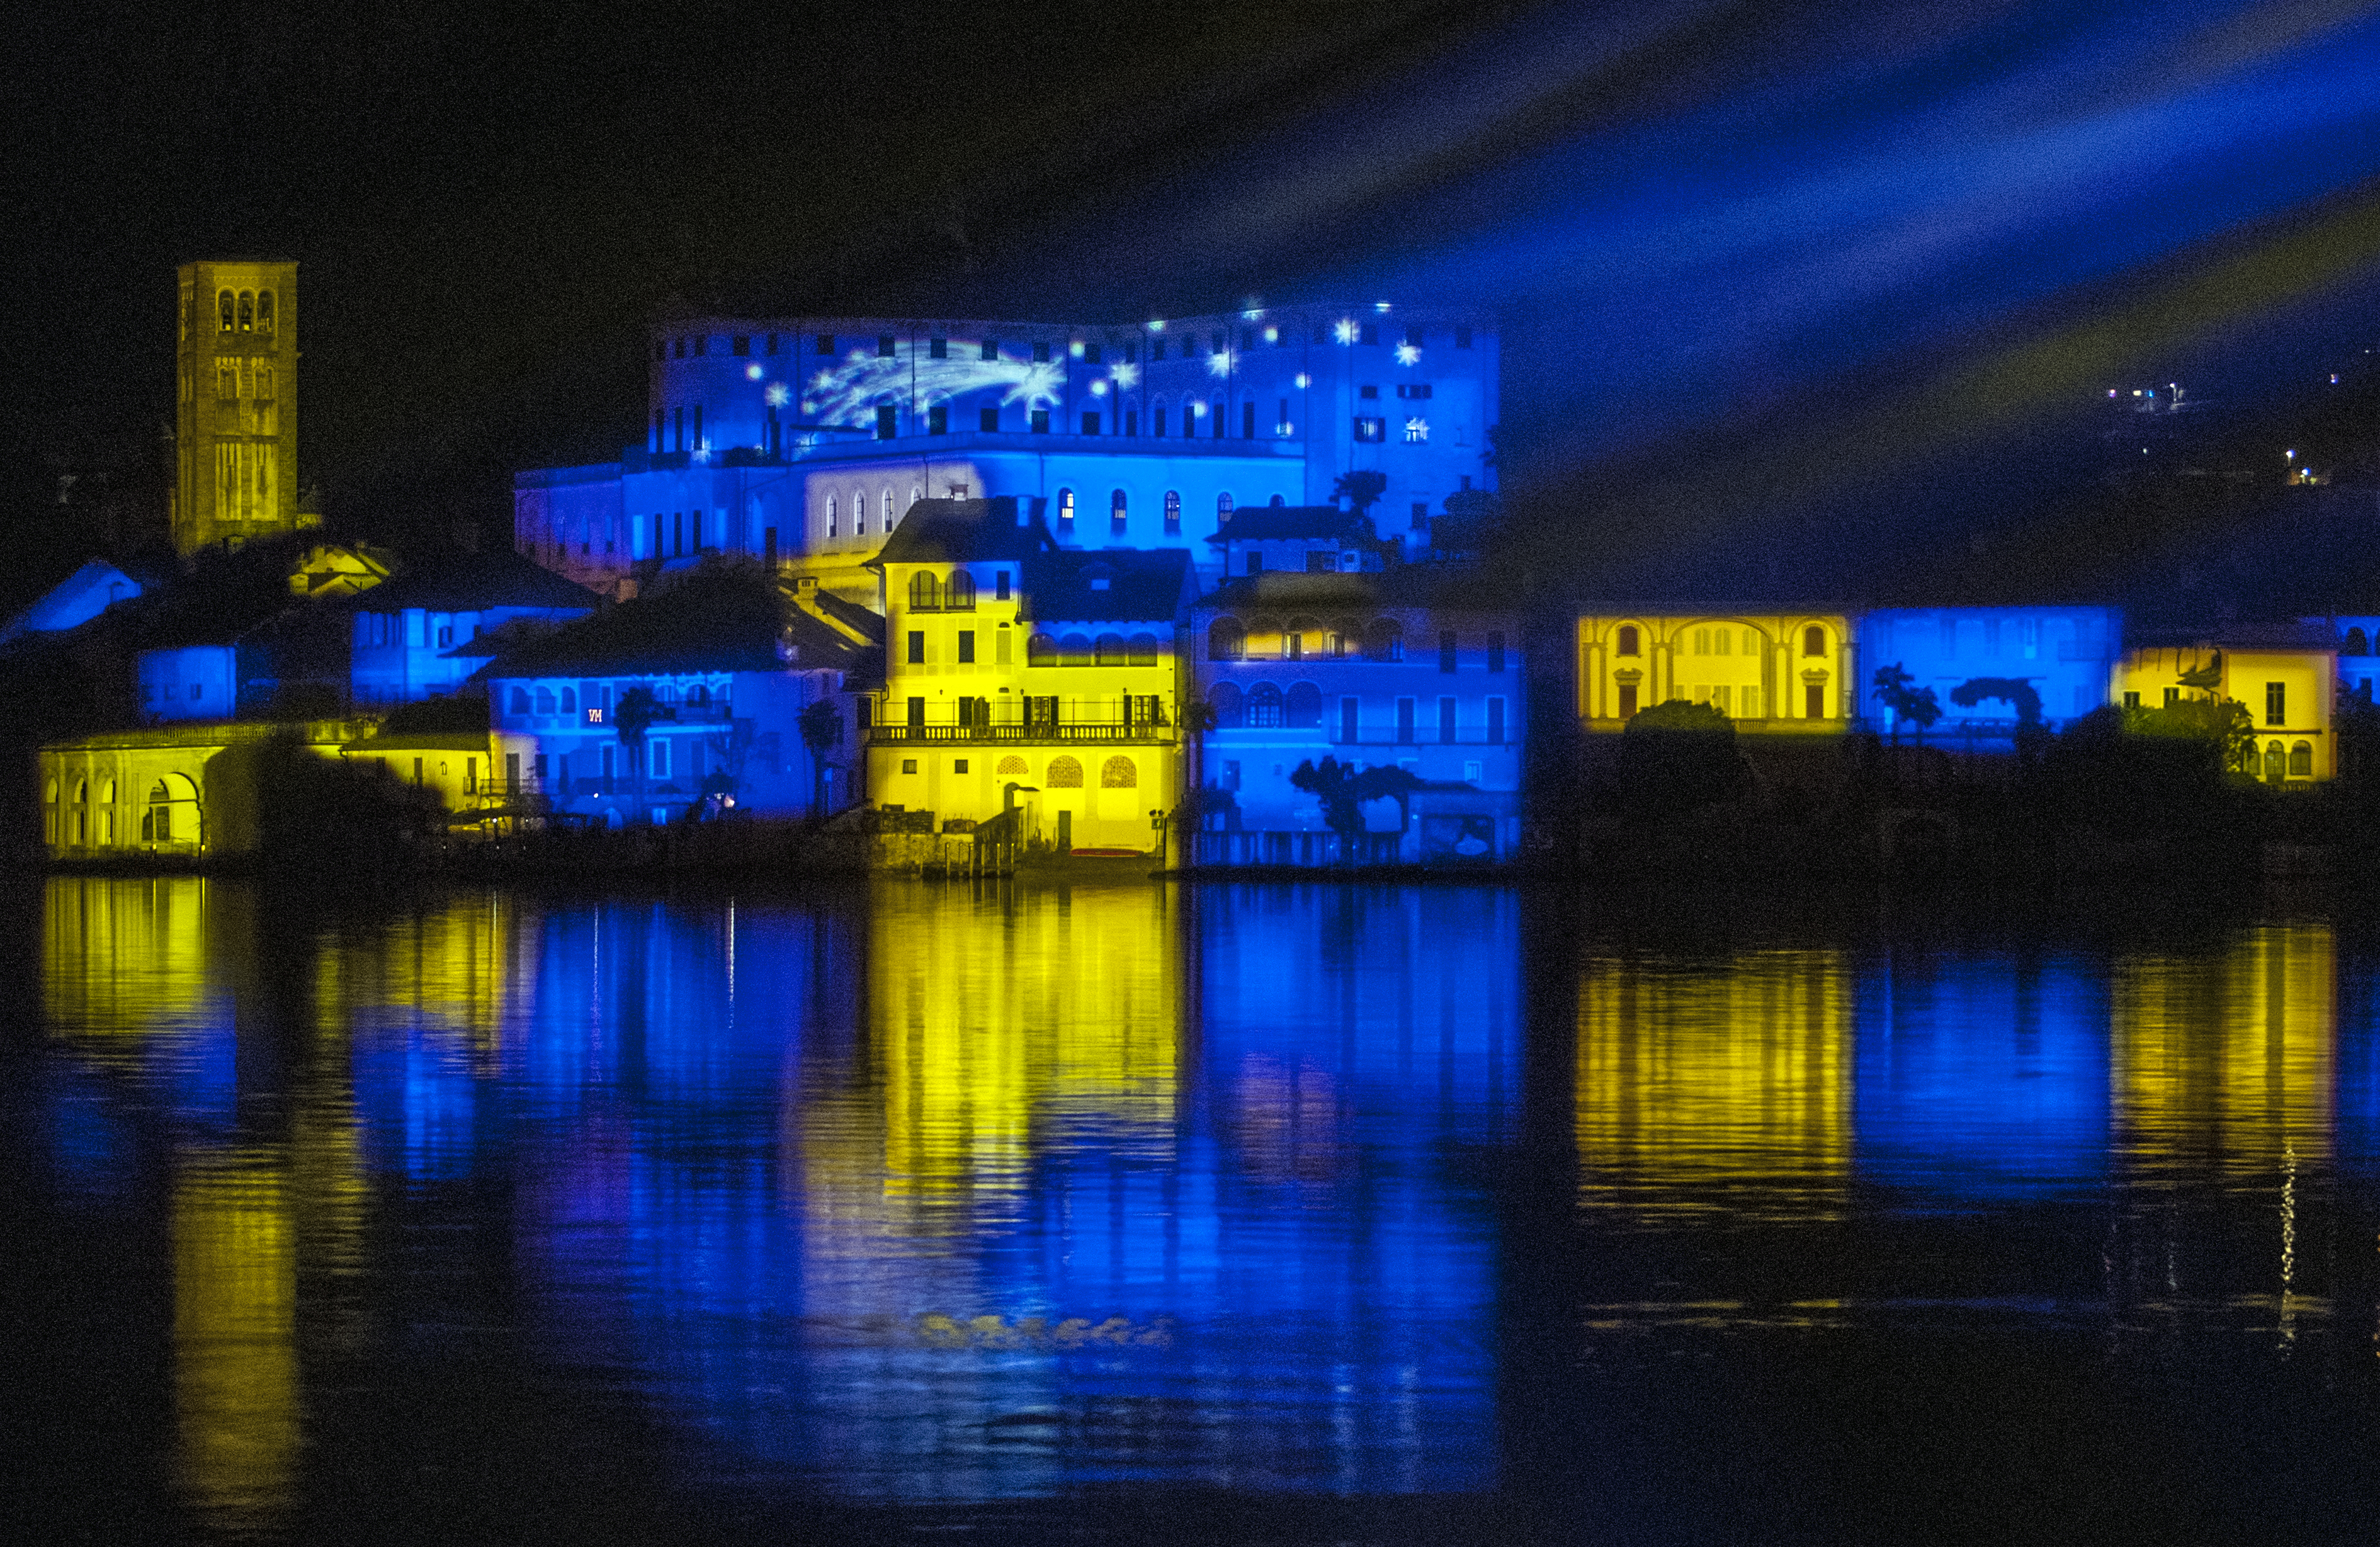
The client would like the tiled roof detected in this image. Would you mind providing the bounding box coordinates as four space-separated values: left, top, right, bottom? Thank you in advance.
873 497 1058 567
1206 505 1376 544
350 547 601 614
477 568 869 680
1196 562 1511 615
1023 548 1194 625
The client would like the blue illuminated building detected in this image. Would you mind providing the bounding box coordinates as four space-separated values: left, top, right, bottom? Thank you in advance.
348 546 599 707
514 305 1498 597
1855 606 2122 735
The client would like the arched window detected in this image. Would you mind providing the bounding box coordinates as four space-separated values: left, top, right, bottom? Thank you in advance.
883 487 897 530
1208 683 1245 727
1364 620 1404 662
1060 633 1092 666
1101 756 1138 788
237 292 254 331
2348 627 2370 655
2291 740 2315 777
1218 491 1235 516
1269 493 1285 506
1111 489 1128 531
256 291 274 332
101 779 115 805
2265 742 2287 783
1028 633 1057 666
1286 682 1323 727
909 571 941 611
688 684 710 706
218 291 235 331
1127 633 1159 666
1208 618 1246 662
1095 633 1128 665
74 779 87 804
509 686 531 715
560 686 577 714
1283 616 1320 660
1616 625 1641 657
534 687 557 715
1803 625 1827 657
853 490 868 535
946 570 977 609
1164 490 1182 533
997 755 1030 777
826 495 837 538
1247 683 1285 727
1046 756 1085 788
1058 488 1076 527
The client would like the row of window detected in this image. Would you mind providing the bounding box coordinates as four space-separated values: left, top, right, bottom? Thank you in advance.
889 752 1142 788
216 290 276 333
900 628 1166 666
1207 620 1507 670
1205 683 1510 743
655 326 1478 364
1608 623 1833 658
501 681 722 718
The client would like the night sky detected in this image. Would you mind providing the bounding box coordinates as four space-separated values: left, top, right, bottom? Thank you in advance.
12 0 2380 589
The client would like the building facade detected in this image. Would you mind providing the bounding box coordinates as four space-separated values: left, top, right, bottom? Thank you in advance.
1576 613 1857 731
513 304 1498 597
865 499 1193 854
175 260 312 555
1191 564 1524 863
2114 625 2337 783
1856 606 2121 735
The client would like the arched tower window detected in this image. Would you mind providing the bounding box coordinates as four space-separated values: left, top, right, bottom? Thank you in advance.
237 292 254 331
219 291 235 331
256 292 274 332
1616 625 1641 657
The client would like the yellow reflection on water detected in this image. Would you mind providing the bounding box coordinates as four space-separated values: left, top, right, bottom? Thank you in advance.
173 1153 298 1527
319 890 524 1048
2112 924 2335 1172
1575 950 1851 1223
43 875 217 1034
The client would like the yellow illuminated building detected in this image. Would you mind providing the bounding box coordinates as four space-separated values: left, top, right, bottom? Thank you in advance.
1575 949 1851 1221
2113 627 2337 782
39 721 366 861
1576 613 1856 730
176 260 315 555
867 498 1194 852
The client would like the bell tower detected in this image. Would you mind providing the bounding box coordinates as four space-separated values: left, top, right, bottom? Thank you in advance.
174 260 308 555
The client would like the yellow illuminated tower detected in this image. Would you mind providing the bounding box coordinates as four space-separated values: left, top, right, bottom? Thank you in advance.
174 261 308 555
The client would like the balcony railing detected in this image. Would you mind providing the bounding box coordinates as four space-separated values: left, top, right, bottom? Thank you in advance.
866 721 1175 745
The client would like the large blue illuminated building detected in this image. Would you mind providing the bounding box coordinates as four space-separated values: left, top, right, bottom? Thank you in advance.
514 305 1498 598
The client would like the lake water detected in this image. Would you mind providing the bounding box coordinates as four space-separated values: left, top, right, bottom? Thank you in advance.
6 876 2379 1543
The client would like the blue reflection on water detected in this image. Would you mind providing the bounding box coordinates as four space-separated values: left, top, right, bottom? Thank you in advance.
1854 953 2110 1199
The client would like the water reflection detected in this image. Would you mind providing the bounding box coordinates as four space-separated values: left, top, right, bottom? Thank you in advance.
24 878 2380 1527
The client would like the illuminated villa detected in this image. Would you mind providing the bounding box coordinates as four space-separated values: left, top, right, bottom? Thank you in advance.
512 304 1500 601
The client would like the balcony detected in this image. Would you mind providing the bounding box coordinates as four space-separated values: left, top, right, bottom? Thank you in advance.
867 720 1174 746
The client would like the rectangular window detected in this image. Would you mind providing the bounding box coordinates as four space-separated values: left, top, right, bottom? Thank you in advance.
982 339 999 360
1488 696 1506 744
649 742 667 779
929 404 948 435
1397 698 1416 744
954 758 968 773
731 335 749 356
1361 385 1380 400
1742 686 1762 719
1031 409 1050 434
1440 630 1458 672
1084 343 1102 364
1488 632 1506 673
1412 502 1429 529
907 696 926 728
1033 341 1050 363
957 631 975 664
980 406 1000 432
1618 684 1638 718
929 337 947 359
902 759 917 774
907 630 925 664
1307 552 1334 574
1082 411 1101 435
2165 686 2181 708
1223 760 1242 791
1354 417 1385 442
816 334 834 354
876 405 898 439
995 570 1011 600
877 335 896 358
1125 411 1138 436
2124 691 2141 708
2267 681 2287 725
1439 696 1457 742
1340 697 1359 744
693 336 707 356
1806 683 1827 720
1242 402 1257 438
1153 407 1167 438
995 628 1012 665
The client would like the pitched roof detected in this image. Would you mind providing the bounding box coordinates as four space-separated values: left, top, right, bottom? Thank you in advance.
803 586 886 645
1023 548 1194 625
476 567 870 679
350 546 601 614
1195 562 1512 615
1206 505 1376 544
871 497 1058 566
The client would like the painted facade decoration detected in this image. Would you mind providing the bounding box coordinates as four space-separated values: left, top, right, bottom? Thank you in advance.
866 498 1194 854
2114 624 2337 783
1856 607 2121 736
1576 613 1856 730
1192 564 1524 863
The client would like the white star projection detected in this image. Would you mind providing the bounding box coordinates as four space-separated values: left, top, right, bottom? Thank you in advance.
1334 319 1359 344
764 383 790 407
1206 349 1237 378
1108 360 1140 390
1295 373 1312 389
800 348 1065 428
1395 343 1422 366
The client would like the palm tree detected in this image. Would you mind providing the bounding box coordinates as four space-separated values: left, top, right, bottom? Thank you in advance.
798 696 842 820
614 686 665 817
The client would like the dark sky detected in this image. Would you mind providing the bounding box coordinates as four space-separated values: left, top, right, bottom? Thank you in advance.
13 0 2380 574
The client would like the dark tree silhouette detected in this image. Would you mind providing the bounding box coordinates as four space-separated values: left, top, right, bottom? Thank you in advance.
1948 677 2044 725
1872 663 1941 745
798 697 842 820
1291 755 1420 855
613 686 667 814
1332 470 1387 518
